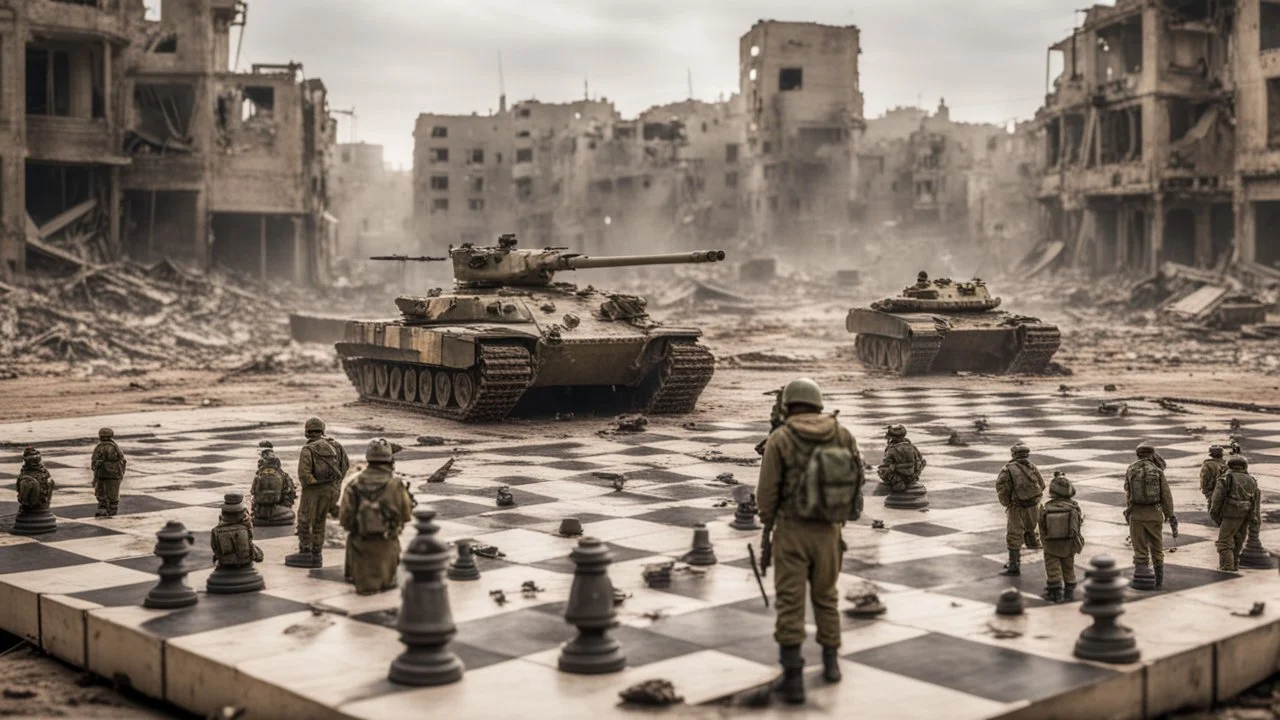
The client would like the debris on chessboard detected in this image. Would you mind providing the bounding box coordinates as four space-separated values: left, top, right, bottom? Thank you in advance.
618 679 683 707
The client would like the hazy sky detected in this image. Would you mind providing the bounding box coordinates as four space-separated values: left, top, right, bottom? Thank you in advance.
236 0 1085 169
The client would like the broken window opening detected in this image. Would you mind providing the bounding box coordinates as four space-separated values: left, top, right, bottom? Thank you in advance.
724 171 739 188
471 177 484 193
128 83 197 154
1095 17 1143 83
1254 201 1280 267
1064 114 1085 164
241 85 275 122
468 149 484 164
469 198 485 211
25 47 72 117
432 198 449 213
1100 106 1142 164
515 177 533 200
1263 1 1280 52
147 33 178 54
613 126 635 140
429 147 449 163
725 143 739 163
779 67 803 91
516 130 530 138
431 126 448 138
767 196 779 211
1046 117 1062 167
517 107 531 118
762 141 772 155
1168 98 1209 142
592 179 613 193
1268 78 1280 149
642 122 683 141
516 148 533 163
430 175 448 191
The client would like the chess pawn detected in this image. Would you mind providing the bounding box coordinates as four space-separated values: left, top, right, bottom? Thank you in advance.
496 486 515 507
1238 526 1275 569
559 537 626 674
448 540 481 581
13 447 56 536
884 481 929 510
144 521 199 609
1130 560 1157 591
558 518 584 537
206 493 265 594
1074 555 1140 664
995 588 1024 616
389 508 464 686
681 524 718 566
729 486 761 531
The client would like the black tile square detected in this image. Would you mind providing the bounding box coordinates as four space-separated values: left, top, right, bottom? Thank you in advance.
488 476 544 487
55 495 189 520
530 543 653 574
894 522 960 538
182 454 240 465
615 446 674 457
545 460 601 471
918 487 996 510
646 606 774 647
621 469 700 484
498 442 588 457
643 483 735 502
420 498 493 521
1075 489 1127 506
454 608 575 657
631 506 733 527
1123 563 1236 602
846 633 1115 703
611 625 704 667
452 642 520 671
70 581 155 607
0 543 97 573
138 593 310 638
110 532 215 574
248 523 297 540
719 632 826 668
453 512 549 530
933 573 1049 608
0 521 124 543
854 554 1007 589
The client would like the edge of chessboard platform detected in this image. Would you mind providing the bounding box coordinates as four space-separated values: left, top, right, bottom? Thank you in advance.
3 391 1280 720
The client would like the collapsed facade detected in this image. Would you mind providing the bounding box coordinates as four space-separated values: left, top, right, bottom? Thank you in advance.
1035 0 1279 275
1 0 334 285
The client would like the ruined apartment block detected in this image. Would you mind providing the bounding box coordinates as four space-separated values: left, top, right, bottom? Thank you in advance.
331 142 411 258
1236 0 1280 270
412 110 516 249
739 21 865 250
1036 0 1242 275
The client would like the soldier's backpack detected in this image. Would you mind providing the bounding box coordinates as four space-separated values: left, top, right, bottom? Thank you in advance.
1043 505 1080 541
211 524 252 566
1009 463 1044 503
255 469 283 505
16 474 42 507
1224 472 1258 517
354 482 397 538
1129 460 1163 505
784 424 864 523
96 442 124 478
309 440 342 484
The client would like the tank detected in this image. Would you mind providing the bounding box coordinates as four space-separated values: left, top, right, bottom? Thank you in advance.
845 272 1061 376
335 234 726 422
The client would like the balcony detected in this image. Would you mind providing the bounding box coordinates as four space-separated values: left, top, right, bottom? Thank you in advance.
27 0 129 43
27 116 127 165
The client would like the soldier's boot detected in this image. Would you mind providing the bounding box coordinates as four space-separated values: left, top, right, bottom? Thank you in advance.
821 646 841 683
1041 584 1063 603
285 542 318 568
1000 549 1020 576
777 644 805 705
1024 533 1042 550
1218 550 1236 572
1063 583 1077 602
1153 565 1164 590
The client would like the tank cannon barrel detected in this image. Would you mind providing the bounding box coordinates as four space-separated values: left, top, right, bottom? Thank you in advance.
557 250 725 271
370 255 448 262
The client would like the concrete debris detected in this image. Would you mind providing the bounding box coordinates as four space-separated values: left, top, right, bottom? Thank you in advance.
713 473 739 485
472 544 505 560
424 458 455 484
1230 602 1266 618
611 414 649 433
415 436 446 446
1098 401 1130 416
618 680 683 707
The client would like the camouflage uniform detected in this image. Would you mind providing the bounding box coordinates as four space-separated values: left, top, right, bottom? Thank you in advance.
286 418 350 568
90 428 126 518
757 378 862 704
1210 457 1261 572
210 495 264 569
877 426 925 492
1037 473 1084 602
338 439 414 594
251 449 298 525
1125 445 1175 589
1199 447 1228 504
16 447 55 513
996 444 1045 576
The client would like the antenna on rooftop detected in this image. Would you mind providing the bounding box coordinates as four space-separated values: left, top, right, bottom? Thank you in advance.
498 51 507 114
687 68 693 100
584 74 590 101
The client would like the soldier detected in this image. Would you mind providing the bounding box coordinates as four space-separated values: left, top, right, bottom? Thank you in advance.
877 424 926 492
1199 445 1228 504
1124 443 1176 590
210 493 264 569
91 428 126 518
1210 456 1261 572
15 447 55 526
1038 472 1084 603
757 378 864 705
996 443 1045 576
338 439 415 595
285 417 350 568
251 446 298 526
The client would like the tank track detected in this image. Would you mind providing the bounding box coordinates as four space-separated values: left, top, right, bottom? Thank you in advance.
342 343 534 422
646 342 716 414
1005 323 1062 375
854 329 943 376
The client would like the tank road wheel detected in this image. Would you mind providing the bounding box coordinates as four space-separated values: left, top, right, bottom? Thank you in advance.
454 372 475 410
360 363 377 397
389 366 404 401
434 371 453 408
854 335 873 365
374 364 390 398
403 367 418 403
418 368 433 405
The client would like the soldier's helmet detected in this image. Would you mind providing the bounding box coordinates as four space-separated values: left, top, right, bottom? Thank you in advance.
1136 443 1155 456
366 438 395 464
260 449 281 469
304 417 325 435
1228 456 1248 470
259 440 274 449
22 446 40 461
1209 445 1224 458
98 427 114 440
886 424 907 438
1049 473 1075 499
917 271 929 284
781 378 824 411
220 492 248 520
1010 443 1030 458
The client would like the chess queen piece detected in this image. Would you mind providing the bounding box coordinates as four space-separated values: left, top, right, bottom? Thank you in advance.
206 493 266 594
559 537 626 674
729 485 761 531
389 508 464 686
144 521 198 609
448 540 481 581
680 524 718 566
1074 555 1140 664
13 447 57 536
1238 526 1274 569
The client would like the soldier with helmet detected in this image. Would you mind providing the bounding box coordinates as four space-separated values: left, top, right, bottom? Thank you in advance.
877 424 926 493
1210 456 1261 572
90 427 127 518
286 417 350 568
1199 445 1228 504
251 442 298 526
996 443 1046 576
1125 443 1176 589
338 438 414 595
756 378 865 705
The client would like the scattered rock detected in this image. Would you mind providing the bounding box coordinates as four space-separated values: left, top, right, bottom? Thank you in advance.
619 679 683 707
416 435 446 446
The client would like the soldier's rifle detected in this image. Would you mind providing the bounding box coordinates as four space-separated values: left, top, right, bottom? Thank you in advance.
747 543 769 608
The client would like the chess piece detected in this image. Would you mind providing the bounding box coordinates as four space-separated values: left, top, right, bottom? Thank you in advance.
844 584 887 617
388 508 465 686
884 482 929 510
1239 527 1275 569
729 486 761 531
143 521 198 609
251 446 296 527
448 540 481 581
13 447 56 536
995 588 1024 616
1130 560 1157 591
681 524 718 566
496 486 515 507
206 493 265 594
642 562 673 589
558 518 584 537
559 537 626 674
1074 555 1140 664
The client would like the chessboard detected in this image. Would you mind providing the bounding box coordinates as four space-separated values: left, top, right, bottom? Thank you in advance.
2 388 1280 720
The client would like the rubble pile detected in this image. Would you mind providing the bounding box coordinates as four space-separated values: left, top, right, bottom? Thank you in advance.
0 260 339 378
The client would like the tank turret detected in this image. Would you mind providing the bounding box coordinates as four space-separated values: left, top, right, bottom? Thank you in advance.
450 234 725 288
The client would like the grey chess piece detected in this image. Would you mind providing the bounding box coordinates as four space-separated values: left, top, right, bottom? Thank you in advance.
995 588 1024 616
729 486 761 531
496 486 515 507
681 524 718 566
884 482 929 510
448 540 481 581
558 517 584 537
206 493 265 595
1130 560 1157 591
143 521 199 610
1239 527 1275 569
1074 555 1140 664
559 537 627 674
12 503 57 536
389 508 465 687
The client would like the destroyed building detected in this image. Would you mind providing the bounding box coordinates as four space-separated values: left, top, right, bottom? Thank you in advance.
1033 0 1276 276
330 142 411 258
1 0 336 285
